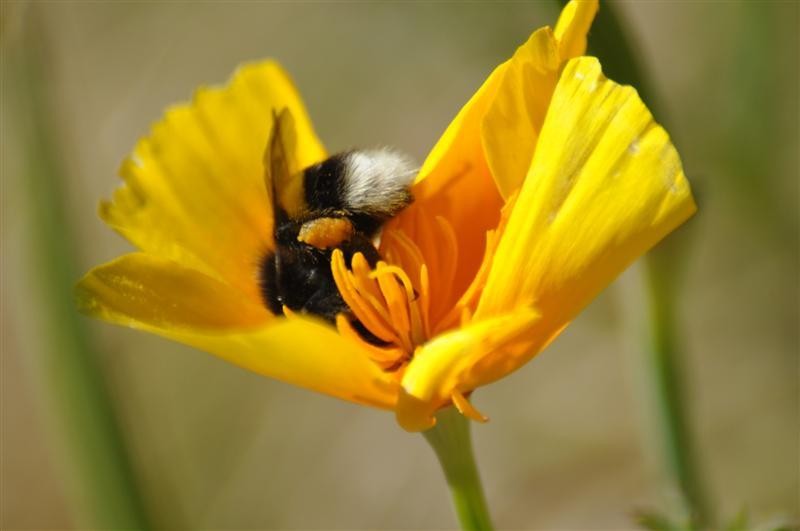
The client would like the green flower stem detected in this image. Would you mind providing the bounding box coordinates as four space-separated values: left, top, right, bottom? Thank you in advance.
555 1 711 527
8 8 151 530
423 407 493 531
645 250 708 529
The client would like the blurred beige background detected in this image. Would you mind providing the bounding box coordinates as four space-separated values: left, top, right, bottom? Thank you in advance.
2 1 797 529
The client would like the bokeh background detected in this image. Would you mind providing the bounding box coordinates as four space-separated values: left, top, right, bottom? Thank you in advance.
2 1 797 529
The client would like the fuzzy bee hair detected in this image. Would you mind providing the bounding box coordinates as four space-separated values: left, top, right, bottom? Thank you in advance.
339 149 417 219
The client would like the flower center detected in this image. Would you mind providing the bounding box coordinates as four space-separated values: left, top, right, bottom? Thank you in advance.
331 207 502 373
331 248 423 371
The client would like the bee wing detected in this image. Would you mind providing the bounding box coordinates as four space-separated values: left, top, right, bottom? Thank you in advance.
264 108 307 220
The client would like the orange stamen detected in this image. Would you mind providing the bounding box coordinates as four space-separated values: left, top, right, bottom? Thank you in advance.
435 229 497 334
451 390 489 423
373 265 413 353
432 215 459 321
351 253 385 303
330 197 511 377
372 264 426 348
331 249 429 370
419 264 432 339
382 229 426 279
331 250 398 344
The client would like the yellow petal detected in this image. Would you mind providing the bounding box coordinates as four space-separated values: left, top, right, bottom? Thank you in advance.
396 308 540 432
415 0 598 193
76 253 272 330
172 319 398 410
77 254 397 409
554 0 599 60
476 57 696 375
481 0 598 201
481 27 560 200
101 61 326 303
394 1 599 302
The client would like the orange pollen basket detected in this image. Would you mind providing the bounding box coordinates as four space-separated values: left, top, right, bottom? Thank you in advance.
331 209 502 374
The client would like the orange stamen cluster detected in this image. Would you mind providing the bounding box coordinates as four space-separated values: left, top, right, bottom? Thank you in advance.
331 250 424 371
331 206 507 374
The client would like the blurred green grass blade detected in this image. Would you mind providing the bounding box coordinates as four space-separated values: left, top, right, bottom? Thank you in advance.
7 7 151 530
556 1 710 528
714 5 796 241
723 508 749 531
634 509 682 531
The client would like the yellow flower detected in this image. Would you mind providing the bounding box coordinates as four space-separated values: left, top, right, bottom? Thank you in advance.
77 0 695 432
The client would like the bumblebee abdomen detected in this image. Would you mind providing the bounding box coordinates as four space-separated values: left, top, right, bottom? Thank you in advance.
301 149 416 233
259 242 344 322
259 232 381 324
303 154 348 213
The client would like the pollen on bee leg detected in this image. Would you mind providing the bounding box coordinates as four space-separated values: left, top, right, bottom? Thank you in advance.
298 217 354 249
451 389 488 423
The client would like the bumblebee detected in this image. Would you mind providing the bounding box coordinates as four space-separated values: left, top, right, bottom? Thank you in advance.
259 110 416 326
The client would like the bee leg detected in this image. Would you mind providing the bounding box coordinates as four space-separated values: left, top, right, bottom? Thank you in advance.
339 234 381 266
302 288 348 323
258 251 284 315
348 318 392 347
